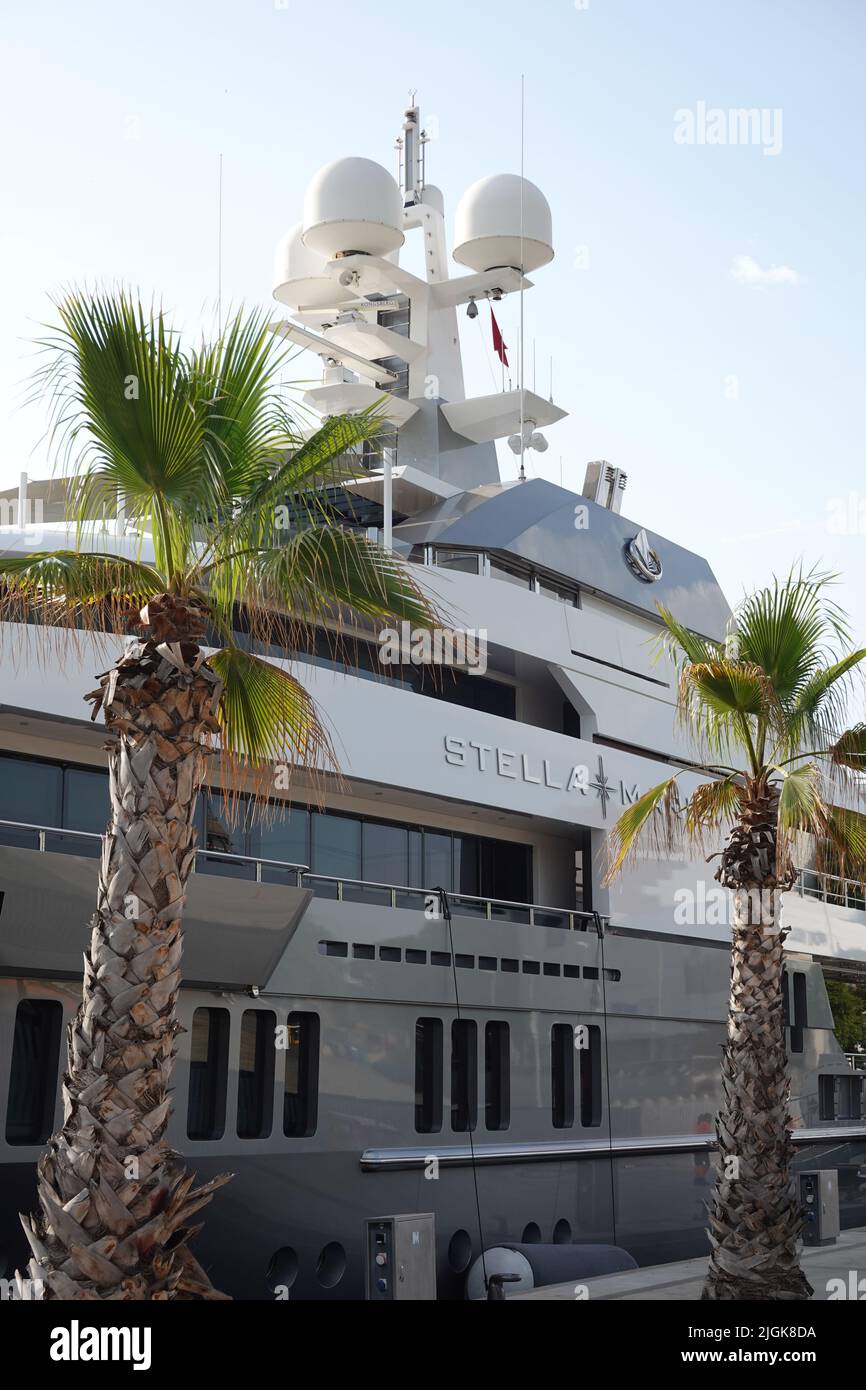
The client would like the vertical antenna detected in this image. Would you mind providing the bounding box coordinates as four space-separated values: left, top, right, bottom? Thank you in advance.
518 74 526 483
217 152 224 337
549 355 553 403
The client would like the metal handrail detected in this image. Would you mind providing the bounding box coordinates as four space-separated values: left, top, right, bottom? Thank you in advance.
844 1053 866 1073
0 817 595 927
795 865 866 909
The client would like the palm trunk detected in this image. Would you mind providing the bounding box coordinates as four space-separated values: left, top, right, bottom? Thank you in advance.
19 598 231 1299
702 777 812 1301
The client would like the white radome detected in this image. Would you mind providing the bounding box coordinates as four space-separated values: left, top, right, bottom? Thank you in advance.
453 173 554 273
272 223 341 310
302 157 405 259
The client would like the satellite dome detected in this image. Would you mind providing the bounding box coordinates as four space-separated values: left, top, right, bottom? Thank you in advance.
302 157 405 259
453 174 553 273
272 223 340 310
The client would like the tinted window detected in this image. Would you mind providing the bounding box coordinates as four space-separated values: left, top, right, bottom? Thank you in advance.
424 832 453 892
453 835 480 895
283 1012 319 1137
450 1020 477 1132
0 756 62 837
204 795 247 856
187 1008 230 1139
485 1022 510 1131
415 1018 443 1133
363 821 408 886
250 806 309 868
63 768 110 834
311 813 361 878
237 1010 276 1139
551 1024 575 1129
5 999 63 1144
580 1025 602 1127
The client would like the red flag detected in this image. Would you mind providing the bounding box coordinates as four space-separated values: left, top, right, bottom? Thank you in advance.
490 307 509 367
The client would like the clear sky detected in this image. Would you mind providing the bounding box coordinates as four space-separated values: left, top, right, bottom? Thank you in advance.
2 0 865 635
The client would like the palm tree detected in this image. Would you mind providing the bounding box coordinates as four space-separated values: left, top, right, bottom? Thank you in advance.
604 570 866 1300
1 290 438 1299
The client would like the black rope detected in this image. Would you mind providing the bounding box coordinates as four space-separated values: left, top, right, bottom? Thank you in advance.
435 885 489 1294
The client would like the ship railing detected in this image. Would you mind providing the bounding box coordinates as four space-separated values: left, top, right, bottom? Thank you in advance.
794 866 866 911
844 1053 866 1073
0 818 595 929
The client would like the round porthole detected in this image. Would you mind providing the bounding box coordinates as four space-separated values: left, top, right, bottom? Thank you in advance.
521 1222 541 1244
267 1246 299 1293
315 1241 346 1289
448 1229 473 1273
553 1219 572 1244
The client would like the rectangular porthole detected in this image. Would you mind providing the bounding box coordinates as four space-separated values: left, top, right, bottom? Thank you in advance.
237 1010 276 1139
522 960 540 975
580 1024 602 1127
551 1023 575 1129
319 940 348 957
283 1012 320 1137
479 957 497 972
451 1020 478 1132
5 999 63 1145
564 965 580 979
455 954 474 969
187 1008 230 1140
485 1022 510 1131
501 958 519 973
353 943 375 960
380 946 401 962
431 952 451 967
415 1017 443 1133
406 949 426 964
543 963 561 977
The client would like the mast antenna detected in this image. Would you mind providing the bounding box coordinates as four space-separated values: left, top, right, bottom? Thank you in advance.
518 74 526 483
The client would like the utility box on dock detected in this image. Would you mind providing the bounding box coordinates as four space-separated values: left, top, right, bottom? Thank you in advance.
799 1170 840 1246
365 1214 437 1300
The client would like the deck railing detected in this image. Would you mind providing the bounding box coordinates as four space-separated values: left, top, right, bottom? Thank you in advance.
845 1053 866 1073
0 818 596 931
795 866 866 911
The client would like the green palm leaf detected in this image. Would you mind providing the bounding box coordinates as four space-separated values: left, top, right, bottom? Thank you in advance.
209 644 337 781
603 775 682 882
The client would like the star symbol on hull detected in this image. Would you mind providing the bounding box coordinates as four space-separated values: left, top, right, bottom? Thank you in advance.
589 756 611 818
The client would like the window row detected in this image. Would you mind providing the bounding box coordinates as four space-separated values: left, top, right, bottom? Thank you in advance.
320 940 620 977
427 548 582 608
413 1017 602 1134
188 1007 320 1141
0 753 532 905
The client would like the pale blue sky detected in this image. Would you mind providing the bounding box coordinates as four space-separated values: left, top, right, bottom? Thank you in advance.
2 0 865 634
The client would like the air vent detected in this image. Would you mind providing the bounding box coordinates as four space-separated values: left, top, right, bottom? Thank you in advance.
582 460 628 513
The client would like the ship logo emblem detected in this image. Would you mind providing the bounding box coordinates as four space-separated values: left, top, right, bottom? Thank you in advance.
625 528 663 583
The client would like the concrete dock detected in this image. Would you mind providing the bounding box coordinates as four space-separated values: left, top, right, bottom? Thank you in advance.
510 1227 866 1300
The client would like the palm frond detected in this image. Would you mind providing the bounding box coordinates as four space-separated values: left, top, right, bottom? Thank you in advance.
224 408 392 551
190 306 298 498
29 289 226 581
208 645 337 802
603 775 683 882
684 776 743 843
0 550 164 633
242 528 442 636
827 723 866 773
736 564 850 705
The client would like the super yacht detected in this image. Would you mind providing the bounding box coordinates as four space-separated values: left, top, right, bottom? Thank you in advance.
0 102 864 1300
